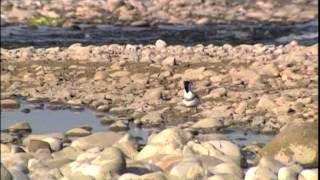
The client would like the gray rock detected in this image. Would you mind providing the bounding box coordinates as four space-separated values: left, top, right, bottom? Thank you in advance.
1 163 12 180
8 167 30 180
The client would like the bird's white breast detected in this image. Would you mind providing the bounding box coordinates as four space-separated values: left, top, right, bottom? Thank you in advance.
183 90 195 100
183 98 200 107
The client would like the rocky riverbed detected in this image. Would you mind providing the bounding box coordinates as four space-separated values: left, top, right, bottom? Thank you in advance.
1 39 318 179
1 0 318 26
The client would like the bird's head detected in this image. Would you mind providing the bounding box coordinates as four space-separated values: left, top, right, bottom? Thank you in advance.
183 80 193 92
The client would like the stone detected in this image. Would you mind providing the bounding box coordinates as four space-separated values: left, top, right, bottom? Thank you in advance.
235 101 248 114
229 68 262 87
140 172 166 180
259 63 280 77
139 111 164 125
258 157 285 173
169 157 205 179
96 104 110 112
27 139 51 152
118 173 139 180
208 140 241 164
68 44 92 61
92 147 126 175
192 118 223 129
7 167 30 180
71 132 123 150
261 122 318 168
209 87 227 99
23 134 64 152
136 128 192 160
1 144 11 154
148 154 184 171
118 172 166 180
113 134 139 159
109 121 129 131
94 71 108 81
106 0 123 12
299 169 318 180
210 162 243 177
65 128 91 137
76 152 99 162
200 105 233 119
67 162 101 179
278 165 302 180
196 17 209 25
245 166 277 180
183 140 241 165
1 163 12 180
8 121 31 133
143 88 163 104
41 137 62 152
1 99 20 109
256 95 278 112
100 116 115 125
161 56 176 67
1 133 18 143
182 67 207 80
52 146 80 162
155 39 167 49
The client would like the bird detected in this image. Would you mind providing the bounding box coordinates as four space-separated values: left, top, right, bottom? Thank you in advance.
182 80 200 111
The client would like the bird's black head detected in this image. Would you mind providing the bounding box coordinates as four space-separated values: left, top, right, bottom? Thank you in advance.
184 80 192 92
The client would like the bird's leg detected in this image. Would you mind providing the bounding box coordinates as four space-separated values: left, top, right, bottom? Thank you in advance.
191 106 198 114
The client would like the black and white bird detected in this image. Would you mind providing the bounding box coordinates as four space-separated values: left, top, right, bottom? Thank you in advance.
182 80 200 110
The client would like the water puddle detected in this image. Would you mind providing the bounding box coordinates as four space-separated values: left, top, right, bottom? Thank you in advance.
1 20 318 49
1 101 274 146
223 129 274 147
1 101 149 143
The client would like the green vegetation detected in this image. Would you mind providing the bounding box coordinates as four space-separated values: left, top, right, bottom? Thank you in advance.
29 16 65 27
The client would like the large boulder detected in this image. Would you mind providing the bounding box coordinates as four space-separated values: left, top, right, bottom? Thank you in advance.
70 132 123 150
261 122 318 168
136 128 192 160
91 147 126 175
183 140 241 165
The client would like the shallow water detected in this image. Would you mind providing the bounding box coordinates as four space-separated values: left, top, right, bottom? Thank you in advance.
1 101 149 143
1 101 274 146
1 20 318 49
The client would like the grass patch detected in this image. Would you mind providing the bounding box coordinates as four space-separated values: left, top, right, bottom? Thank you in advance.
29 16 65 27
